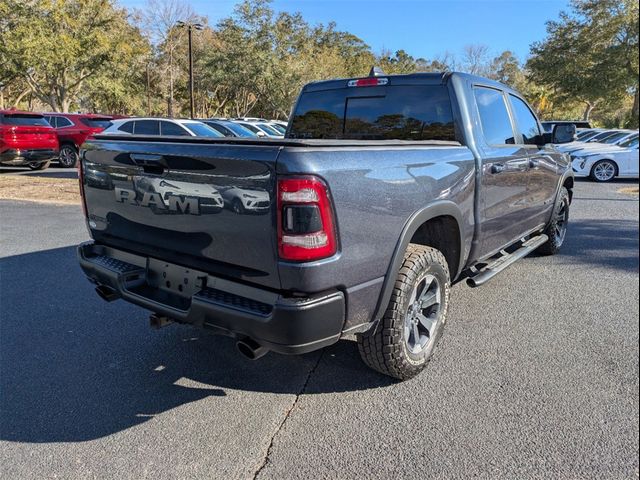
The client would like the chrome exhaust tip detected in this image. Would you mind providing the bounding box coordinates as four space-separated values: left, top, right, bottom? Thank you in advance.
95 285 118 302
236 338 269 360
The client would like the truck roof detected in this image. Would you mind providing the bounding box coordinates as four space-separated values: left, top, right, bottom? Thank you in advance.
302 71 514 95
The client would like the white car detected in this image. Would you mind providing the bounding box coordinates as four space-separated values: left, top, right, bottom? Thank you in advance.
234 121 284 138
569 132 638 157
571 136 639 182
267 122 287 135
133 177 224 213
221 186 270 213
102 118 224 137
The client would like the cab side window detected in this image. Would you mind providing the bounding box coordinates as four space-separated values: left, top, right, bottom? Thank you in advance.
509 95 542 145
473 87 516 145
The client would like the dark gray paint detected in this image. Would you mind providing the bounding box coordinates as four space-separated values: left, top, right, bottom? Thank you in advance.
80 72 572 337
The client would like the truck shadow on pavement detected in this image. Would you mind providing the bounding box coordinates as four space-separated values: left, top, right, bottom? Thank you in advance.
0 166 77 179
4 215 635 443
545 218 640 273
0 246 393 444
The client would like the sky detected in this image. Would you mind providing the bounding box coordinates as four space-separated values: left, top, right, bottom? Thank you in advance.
120 0 572 62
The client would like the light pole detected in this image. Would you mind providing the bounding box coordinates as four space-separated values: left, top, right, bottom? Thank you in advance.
176 21 203 119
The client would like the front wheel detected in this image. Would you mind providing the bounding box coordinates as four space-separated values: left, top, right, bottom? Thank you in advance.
357 244 451 380
538 186 570 256
58 144 78 168
590 160 617 182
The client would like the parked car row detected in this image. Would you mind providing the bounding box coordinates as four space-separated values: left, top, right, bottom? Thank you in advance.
3 106 635 183
100 117 286 142
557 127 639 182
0 111 289 170
101 117 287 141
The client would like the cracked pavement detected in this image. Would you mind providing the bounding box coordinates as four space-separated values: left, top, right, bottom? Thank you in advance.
1 178 638 479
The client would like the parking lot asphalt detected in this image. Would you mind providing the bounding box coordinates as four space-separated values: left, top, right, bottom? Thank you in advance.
1 179 638 479
0 165 78 180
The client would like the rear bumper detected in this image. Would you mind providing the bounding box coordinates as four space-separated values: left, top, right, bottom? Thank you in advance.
0 149 58 165
78 242 345 354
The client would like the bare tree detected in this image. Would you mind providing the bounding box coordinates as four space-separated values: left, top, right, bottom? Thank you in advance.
461 44 490 76
137 0 196 117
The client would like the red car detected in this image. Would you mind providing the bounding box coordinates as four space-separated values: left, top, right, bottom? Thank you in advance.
0 110 59 170
42 113 113 168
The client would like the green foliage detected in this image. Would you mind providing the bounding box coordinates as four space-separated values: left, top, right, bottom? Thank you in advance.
0 0 150 112
197 0 375 118
1 0 636 126
527 0 639 125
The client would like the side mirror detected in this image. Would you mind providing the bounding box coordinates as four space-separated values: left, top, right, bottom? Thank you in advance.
552 124 576 144
256 131 267 138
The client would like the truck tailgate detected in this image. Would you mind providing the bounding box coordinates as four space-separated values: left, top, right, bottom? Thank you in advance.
81 137 282 289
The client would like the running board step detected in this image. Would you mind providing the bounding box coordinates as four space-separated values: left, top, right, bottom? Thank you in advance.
466 234 548 288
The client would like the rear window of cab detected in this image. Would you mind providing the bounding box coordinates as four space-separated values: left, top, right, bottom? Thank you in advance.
289 85 456 141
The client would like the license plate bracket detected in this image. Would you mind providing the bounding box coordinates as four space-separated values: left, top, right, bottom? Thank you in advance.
146 259 206 298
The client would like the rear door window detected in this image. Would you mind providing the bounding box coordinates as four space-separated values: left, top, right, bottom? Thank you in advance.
509 95 542 145
55 116 73 128
289 85 456 141
134 120 160 135
473 87 516 145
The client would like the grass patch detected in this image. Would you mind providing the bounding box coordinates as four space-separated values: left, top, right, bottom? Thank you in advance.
617 186 639 196
0 175 80 204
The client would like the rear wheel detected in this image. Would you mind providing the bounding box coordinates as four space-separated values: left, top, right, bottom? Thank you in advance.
590 160 617 182
538 187 569 256
357 244 451 380
58 144 78 168
28 160 51 171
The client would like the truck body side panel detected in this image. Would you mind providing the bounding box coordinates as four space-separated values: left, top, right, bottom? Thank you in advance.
276 145 476 329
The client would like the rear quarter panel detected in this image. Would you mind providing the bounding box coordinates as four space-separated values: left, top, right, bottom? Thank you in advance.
276 145 476 302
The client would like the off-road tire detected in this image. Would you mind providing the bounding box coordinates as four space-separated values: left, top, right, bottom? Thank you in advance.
538 187 570 256
28 160 51 171
357 244 451 380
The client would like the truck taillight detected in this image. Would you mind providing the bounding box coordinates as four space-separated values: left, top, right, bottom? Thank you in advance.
277 176 337 261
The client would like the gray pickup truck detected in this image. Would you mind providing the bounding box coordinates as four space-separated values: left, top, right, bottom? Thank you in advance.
78 71 575 379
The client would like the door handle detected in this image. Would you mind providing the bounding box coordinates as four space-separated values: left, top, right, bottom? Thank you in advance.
130 153 167 174
130 153 165 165
490 163 506 174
